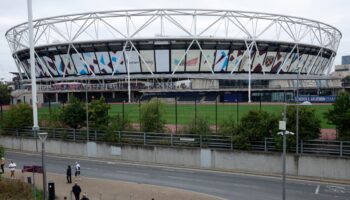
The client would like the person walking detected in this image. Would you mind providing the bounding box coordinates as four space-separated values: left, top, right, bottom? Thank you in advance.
66 165 72 183
8 160 16 179
75 161 81 179
72 182 82 200
0 157 5 174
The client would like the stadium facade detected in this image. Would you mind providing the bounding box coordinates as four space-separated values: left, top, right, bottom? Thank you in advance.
5 9 343 104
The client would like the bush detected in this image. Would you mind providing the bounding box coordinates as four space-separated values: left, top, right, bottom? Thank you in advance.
182 116 211 135
225 110 279 150
0 179 33 199
60 96 86 129
219 115 237 136
274 106 321 150
140 99 165 132
89 97 110 129
325 92 350 140
103 114 132 142
2 103 33 129
238 110 279 141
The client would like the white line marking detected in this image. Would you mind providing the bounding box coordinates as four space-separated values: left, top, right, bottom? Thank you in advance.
315 185 320 194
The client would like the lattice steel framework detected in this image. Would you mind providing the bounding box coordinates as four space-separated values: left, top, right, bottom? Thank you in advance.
5 9 342 102
6 9 342 75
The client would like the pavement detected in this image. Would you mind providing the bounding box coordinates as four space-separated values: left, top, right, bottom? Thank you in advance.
1 170 220 200
4 150 350 200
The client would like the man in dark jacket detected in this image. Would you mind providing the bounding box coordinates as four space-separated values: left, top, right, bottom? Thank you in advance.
66 165 72 183
72 182 82 200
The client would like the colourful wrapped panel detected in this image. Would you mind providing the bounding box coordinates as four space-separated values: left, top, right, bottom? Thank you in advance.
96 52 113 74
110 51 126 74
83 52 100 74
200 50 215 72
186 50 200 72
171 50 185 72
214 50 229 72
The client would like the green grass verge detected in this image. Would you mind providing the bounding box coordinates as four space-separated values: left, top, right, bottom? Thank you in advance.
38 103 335 129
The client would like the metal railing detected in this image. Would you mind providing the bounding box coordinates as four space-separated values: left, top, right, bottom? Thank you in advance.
1 127 350 157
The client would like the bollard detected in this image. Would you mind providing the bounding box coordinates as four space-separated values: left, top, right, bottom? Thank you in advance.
48 182 55 200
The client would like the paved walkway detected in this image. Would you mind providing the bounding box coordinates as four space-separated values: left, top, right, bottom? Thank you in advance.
1 170 220 200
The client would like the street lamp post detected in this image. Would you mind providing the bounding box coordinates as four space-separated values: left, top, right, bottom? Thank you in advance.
38 132 48 200
296 67 300 154
278 105 294 200
85 80 89 141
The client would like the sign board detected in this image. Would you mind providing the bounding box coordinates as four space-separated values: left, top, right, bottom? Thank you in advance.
279 121 286 131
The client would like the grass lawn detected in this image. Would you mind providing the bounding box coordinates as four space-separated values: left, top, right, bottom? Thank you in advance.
38 103 335 129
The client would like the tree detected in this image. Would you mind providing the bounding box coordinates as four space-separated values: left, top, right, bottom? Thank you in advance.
60 96 86 129
0 81 11 121
275 106 321 151
238 110 279 141
2 103 33 129
88 97 110 129
182 116 211 135
325 92 350 140
286 106 321 140
109 114 132 131
103 114 132 142
0 82 11 105
233 110 279 149
140 99 165 132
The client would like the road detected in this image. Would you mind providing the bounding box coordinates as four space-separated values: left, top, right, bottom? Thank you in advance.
5 151 350 200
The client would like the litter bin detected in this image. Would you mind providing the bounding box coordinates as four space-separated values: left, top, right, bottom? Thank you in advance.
48 182 55 200
27 177 32 184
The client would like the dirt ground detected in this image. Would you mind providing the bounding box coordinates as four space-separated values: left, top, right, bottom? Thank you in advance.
1 170 221 200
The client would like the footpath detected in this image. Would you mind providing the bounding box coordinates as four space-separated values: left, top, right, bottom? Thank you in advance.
2 170 220 200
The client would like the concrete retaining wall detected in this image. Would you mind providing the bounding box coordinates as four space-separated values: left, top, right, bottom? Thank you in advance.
1 136 349 180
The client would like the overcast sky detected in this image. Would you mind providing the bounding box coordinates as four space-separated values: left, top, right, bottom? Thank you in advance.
0 0 349 81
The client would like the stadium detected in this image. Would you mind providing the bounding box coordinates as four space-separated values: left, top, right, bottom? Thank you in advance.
5 9 343 104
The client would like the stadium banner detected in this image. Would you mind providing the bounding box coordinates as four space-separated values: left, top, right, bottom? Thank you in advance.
297 95 336 103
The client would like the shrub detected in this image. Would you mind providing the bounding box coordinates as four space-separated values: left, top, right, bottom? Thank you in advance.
2 103 33 129
219 115 237 136
89 97 110 129
60 96 86 129
181 116 211 135
0 179 33 199
140 99 165 132
325 92 350 140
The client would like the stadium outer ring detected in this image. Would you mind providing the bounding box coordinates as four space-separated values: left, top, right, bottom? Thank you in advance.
5 9 342 102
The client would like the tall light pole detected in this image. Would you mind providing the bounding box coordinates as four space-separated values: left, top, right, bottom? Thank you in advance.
85 80 89 141
27 0 40 135
296 67 300 154
38 132 48 200
278 105 294 200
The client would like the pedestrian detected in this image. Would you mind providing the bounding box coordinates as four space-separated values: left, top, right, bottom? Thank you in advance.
66 165 72 183
8 160 16 179
72 182 82 200
0 157 5 174
75 161 81 179
80 193 89 200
